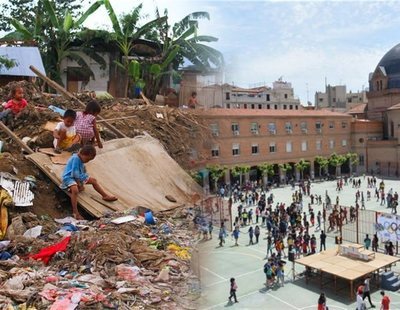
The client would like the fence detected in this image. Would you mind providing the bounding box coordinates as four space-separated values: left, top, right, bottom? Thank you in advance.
197 195 232 231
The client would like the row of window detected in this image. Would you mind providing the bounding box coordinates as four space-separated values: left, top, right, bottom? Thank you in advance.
211 139 348 157
210 121 348 136
225 103 299 110
226 93 287 101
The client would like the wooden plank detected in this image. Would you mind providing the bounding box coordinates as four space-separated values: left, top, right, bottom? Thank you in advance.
90 195 120 212
0 121 34 154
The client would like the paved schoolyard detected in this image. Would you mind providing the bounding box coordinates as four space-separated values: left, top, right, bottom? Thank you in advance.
197 177 400 309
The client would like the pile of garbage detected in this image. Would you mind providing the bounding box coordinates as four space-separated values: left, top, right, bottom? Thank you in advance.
0 207 200 309
0 81 208 168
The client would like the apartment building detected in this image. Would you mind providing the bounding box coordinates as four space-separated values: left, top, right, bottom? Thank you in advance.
193 109 352 185
315 85 367 111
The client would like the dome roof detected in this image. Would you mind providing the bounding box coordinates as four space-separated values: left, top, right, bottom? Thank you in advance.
377 43 400 89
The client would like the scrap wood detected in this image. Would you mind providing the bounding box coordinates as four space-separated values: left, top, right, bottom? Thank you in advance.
0 121 34 154
140 91 152 105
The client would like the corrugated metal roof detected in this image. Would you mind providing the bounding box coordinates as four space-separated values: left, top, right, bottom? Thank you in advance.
0 46 45 77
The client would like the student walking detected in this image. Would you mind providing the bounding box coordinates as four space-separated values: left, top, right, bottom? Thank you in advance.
248 226 254 245
232 227 240 246
364 234 371 250
254 225 260 243
218 224 226 247
228 278 238 303
320 231 327 251
363 275 375 308
380 290 390 310
318 292 327 310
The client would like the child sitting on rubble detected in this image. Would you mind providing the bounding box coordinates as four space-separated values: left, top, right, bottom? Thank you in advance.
53 109 81 153
75 100 103 148
0 85 28 127
61 145 117 219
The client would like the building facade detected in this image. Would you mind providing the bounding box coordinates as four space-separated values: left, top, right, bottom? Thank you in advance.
315 84 367 111
193 109 353 185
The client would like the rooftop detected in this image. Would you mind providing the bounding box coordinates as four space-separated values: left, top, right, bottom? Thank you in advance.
195 108 351 118
347 103 367 114
0 46 45 77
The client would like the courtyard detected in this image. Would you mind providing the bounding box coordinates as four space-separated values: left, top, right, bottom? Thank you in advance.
197 177 400 309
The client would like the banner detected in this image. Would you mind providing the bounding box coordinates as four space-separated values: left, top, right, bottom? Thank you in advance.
375 213 400 242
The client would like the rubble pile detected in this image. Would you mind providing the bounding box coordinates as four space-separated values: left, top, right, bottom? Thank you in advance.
0 208 200 309
0 81 208 168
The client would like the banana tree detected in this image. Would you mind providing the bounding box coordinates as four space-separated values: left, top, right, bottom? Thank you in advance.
207 164 226 193
315 156 329 178
103 0 167 97
346 152 359 176
9 0 105 85
295 159 310 181
141 9 224 100
258 163 275 186
329 153 347 177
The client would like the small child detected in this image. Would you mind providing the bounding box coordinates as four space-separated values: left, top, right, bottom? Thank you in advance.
53 109 81 153
228 277 238 303
0 85 27 126
61 145 117 219
74 100 103 148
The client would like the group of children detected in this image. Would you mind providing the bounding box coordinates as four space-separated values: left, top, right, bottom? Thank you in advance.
1 85 117 219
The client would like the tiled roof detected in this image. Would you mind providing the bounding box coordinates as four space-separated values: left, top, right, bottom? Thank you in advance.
347 104 367 114
195 108 351 117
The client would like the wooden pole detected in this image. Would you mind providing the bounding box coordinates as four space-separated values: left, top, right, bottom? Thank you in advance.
29 66 128 139
97 115 137 123
0 121 34 154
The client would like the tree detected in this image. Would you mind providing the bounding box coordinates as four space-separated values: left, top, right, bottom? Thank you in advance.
258 163 275 185
294 159 310 181
207 164 226 192
189 170 202 186
8 0 106 85
103 0 167 97
346 152 359 175
231 165 250 187
329 153 347 176
141 9 224 100
278 163 292 181
315 156 329 178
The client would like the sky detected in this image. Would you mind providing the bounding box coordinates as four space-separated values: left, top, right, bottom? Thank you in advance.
3 0 400 104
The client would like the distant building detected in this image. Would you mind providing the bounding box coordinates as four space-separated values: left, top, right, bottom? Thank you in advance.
180 76 301 110
315 84 367 111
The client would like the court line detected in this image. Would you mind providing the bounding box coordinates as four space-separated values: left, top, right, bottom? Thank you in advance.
299 305 347 310
205 267 262 288
200 265 227 281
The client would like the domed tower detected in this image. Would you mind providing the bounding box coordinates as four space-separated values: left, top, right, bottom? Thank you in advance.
367 43 400 121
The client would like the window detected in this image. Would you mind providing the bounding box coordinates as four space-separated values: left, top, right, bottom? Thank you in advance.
333 98 336 103
244 104 248 109
232 143 240 156
226 92 230 100
301 141 308 152
283 104 287 110
342 139 347 147
316 140 322 151
267 104 270 109
268 122 276 134
258 104 262 109
266 94 270 101
211 146 219 157
285 122 292 133
286 141 292 153
210 123 219 137
284 94 288 99
300 121 308 133
329 139 335 149
251 104 255 109
251 144 259 155
380 80 383 90
359 154 364 166
226 103 231 109
329 121 334 129
250 122 259 135
269 142 276 153
315 121 322 133
319 98 324 102
295 105 298 110
231 123 239 135
274 104 278 109
289 105 293 110
341 121 347 129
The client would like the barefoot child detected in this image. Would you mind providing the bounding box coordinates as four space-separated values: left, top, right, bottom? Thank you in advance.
61 145 117 219
53 109 81 153
0 85 27 127
75 100 103 148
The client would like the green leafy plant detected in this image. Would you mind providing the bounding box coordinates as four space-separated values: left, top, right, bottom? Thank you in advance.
207 164 226 192
294 159 310 180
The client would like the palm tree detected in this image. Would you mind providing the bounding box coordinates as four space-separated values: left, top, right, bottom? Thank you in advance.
141 9 224 99
258 163 275 186
315 156 329 178
231 165 250 187
278 163 292 182
9 0 105 84
103 0 167 97
295 159 310 181
207 164 226 193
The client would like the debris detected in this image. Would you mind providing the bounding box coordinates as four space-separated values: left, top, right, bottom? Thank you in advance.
111 215 136 224
23 225 42 238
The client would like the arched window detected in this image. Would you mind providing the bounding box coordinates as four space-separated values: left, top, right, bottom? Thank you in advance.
376 81 380 91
